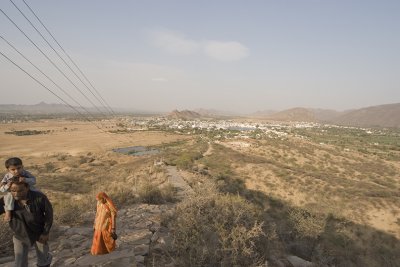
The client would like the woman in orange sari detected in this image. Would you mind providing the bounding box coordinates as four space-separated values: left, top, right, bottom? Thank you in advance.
90 192 117 255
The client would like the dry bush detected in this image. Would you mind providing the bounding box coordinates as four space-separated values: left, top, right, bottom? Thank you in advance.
164 183 266 267
44 162 56 172
137 181 177 204
160 183 177 203
56 153 69 161
36 153 152 226
137 181 163 204
38 174 92 194
96 182 137 207
52 180 138 226
287 207 327 240
53 194 94 225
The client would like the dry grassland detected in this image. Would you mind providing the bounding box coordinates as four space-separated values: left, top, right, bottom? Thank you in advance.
0 119 184 157
221 137 400 239
186 129 400 266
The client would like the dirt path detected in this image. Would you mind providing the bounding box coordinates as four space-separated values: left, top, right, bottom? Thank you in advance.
166 166 194 198
203 142 213 157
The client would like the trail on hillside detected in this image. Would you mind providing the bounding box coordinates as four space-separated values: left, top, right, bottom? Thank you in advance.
166 166 194 198
203 142 213 157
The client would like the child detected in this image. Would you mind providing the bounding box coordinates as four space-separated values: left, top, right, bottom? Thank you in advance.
0 157 37 222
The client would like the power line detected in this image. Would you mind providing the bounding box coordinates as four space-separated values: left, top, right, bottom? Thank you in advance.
21 0 116 115
1 44 133 146
0 50 108 133
10 0 114 116
0 3 133 146
1 35 104 125
0 7 108 117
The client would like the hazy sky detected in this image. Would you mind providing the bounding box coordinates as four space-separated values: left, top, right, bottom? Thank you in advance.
1 0 399 113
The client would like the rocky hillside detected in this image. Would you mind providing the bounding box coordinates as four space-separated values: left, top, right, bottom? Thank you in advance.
194 108 241 118
257 103 400 128
330 103 400 128
266 107 317 122
3 102 400 128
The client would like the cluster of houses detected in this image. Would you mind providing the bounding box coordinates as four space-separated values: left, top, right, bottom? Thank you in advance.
127 117 327 140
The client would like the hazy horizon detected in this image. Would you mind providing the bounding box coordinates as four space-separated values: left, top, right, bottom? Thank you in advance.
1 0 399 113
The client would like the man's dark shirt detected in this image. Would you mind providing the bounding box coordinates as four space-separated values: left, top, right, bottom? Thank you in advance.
0 190 53 245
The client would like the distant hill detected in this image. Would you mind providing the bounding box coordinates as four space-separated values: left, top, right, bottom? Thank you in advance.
2 102 400 128
266 107 317 122
0 102 159 115
310 108 344 122
167 109 202 120
250 109 277 117
0 102 111 114
331 103 400 128
0 102 76 113
255 103 400 128
194 108 240 117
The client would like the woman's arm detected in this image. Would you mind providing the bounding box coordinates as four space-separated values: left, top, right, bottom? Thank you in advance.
111 211 116 233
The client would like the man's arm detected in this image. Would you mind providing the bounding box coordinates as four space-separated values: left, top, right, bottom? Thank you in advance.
42 195 53 235
38 195 53 244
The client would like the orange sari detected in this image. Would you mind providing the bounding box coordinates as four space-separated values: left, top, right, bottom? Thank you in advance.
90 192 117 255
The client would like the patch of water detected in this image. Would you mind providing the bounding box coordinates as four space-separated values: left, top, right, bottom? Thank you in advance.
227 126 256 131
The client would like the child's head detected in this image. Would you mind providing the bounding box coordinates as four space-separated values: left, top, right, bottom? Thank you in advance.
5 157 24 177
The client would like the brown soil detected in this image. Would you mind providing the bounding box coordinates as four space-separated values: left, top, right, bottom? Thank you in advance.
0 120 187 158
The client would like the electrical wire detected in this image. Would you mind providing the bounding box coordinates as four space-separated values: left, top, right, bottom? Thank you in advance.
21 0 116 115
0 8 108 117
1 35 104 125
1 47 135 146
10 0 114 116
1 2 136 145
0 50 108 133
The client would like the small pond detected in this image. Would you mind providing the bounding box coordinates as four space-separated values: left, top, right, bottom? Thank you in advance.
112 146 160 156
227 126 256 131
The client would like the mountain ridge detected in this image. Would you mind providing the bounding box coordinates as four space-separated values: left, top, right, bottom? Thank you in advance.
255 103 400 128
1 102 399 128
